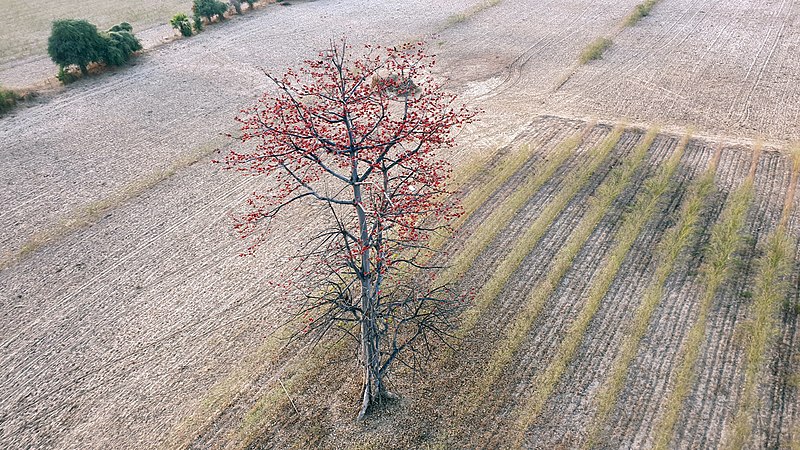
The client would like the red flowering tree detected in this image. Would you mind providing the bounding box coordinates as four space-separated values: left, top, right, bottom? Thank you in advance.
223 40 475 418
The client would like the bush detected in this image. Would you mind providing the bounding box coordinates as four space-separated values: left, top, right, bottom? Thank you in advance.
0 87 21 115
231 0 242 14
56 66 80 84
244 0 256 7
47 19 107 75
48 19 141 82
193 14 204 31
171 13 193 36
579 37 612 64
193 0 228 22
101 27 142 66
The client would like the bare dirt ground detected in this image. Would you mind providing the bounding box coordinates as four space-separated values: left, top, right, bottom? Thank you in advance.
3 0 800 448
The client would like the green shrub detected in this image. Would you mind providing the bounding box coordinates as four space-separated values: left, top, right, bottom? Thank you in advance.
56 66 80 84
231 0 242 14
244 0 256 7
108 22 133 32
627 0 658 25
101 27 142 66
193 0 228 22
47 19 107 75
579 37 612 64
193 14 204 31
0 87 21 115
48 19 141 82
171 13 193 37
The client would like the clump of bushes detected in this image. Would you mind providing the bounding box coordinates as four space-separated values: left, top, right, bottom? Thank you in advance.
170 13 193 37
230 0 243 15
579 37 612 64
0 87 21 115
193 0 229 23
47 19 142 82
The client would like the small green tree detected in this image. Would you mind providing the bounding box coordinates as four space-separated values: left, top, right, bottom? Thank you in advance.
170 13 193 37
192 0 228 22
101 25 142 66
47 19 106 75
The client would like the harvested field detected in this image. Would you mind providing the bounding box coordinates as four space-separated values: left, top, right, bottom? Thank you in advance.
3 0 800 448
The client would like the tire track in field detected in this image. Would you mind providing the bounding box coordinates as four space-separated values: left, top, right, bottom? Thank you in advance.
600 144 753 448
0 172 298 448
725 0 792 124
531 141 719 449
551 0 716 110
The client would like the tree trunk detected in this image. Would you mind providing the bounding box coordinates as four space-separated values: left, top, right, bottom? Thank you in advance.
79 64 88 76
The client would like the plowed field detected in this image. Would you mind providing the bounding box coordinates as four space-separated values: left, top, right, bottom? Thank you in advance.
2 0 800 448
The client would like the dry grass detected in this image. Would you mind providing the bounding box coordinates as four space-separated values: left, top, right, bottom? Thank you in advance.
457 127 651 413
442 0 502 29
723 150 799 449
454 125 623 340
626 0 660 26
428 140 547 255
584 146 720 449
510 132 688 444
651 161 758 449
579 37 612 64
438 126 590 290
0 135 227 270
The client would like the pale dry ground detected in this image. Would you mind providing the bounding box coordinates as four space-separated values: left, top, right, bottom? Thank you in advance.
3 0 800 448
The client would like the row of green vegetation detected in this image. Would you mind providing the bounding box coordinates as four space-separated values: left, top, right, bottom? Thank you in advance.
650 151 759 449
0 87 23 116
626 0 660 26
724 150 799 449
584 149 719 448
578 0 660 64
510 132 687 445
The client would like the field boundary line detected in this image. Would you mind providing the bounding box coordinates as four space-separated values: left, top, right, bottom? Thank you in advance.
650 148 760 450
508 132 689 446
583 144 722 449
0 135 228 271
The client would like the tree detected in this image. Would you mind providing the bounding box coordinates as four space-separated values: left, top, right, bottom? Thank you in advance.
48 20 141 77
101 24 142 66
192 0 228 23
243 0 256 9
47 19 106 75
170 13 193 37
222 40 475 419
